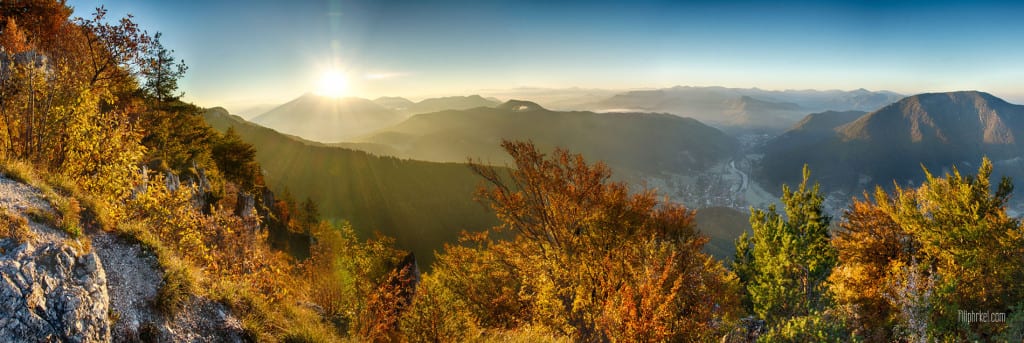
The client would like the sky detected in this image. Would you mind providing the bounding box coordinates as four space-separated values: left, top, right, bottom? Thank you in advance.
66 0 1024 108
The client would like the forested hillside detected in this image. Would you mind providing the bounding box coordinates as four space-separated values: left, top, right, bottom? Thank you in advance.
204 108 498 266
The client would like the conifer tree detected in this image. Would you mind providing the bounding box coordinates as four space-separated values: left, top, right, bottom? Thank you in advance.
734 165 837 323
140 32 187 103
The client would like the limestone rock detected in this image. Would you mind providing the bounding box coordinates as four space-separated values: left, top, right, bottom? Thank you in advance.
0 240 111 342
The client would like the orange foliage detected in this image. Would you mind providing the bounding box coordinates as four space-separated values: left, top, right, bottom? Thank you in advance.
423 140 741 341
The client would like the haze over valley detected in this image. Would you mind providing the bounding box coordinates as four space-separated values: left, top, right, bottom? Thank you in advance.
218 85 1024 263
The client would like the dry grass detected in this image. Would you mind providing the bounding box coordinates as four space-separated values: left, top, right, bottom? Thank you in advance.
2 159 344 342
1 160 88 238
209 277 341 342
156 258 196 316
474 326 573 343
0 208 33 244
0 159 39 185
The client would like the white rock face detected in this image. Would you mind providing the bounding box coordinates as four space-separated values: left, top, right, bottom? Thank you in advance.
0 173 245 343
0 240 111 342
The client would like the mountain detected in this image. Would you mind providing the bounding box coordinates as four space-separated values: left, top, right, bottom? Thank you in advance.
401 95 500 114
354 100 738 179
251 94 404 143
231 103 279 119
475 87 622 111
791 110 867 133
373 96 416 112
587 86 901 131
763 110 867 156
374 95 500 115
204 108 498 267
758 91 1024 192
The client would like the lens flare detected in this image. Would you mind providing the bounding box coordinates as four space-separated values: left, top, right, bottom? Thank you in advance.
315 69 349 98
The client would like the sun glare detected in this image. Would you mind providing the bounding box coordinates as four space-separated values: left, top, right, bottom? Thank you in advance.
315 69 349 98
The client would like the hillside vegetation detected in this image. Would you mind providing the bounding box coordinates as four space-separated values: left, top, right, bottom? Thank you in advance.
204 108 498 266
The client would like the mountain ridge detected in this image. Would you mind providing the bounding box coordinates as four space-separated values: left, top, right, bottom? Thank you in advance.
354 101 739 179
758 91 1024 192
587 86 902 131
252 93 404 143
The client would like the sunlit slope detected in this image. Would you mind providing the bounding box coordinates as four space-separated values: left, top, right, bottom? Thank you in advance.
759 91 1024 191
204 107 498 266
356 100 738 178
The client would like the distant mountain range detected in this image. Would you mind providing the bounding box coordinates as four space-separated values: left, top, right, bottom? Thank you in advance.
352 99 738 179
251 94 404 143
585 86 902 131
248 94 503 143
373 95 500 115
758 91 1024 192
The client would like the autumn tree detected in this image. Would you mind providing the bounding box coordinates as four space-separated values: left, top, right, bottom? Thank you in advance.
303 221 417 340
413 140 740 341
0 3 151 207
831 158 1024 341
74 6 151 89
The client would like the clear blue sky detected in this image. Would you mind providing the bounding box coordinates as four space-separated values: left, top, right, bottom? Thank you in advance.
66 0 1024 107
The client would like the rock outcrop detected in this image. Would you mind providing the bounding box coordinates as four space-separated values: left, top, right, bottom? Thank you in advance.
1 172 245 342
0 240 111 342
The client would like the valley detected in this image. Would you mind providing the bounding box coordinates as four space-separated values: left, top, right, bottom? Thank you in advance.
220 88 1024 266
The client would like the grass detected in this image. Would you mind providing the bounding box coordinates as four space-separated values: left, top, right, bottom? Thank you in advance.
475 326 573 343
0 159 38 185
0 159 87 239
2 158 344 342
0 208 33 244
209 277 341 342
156 257 196 316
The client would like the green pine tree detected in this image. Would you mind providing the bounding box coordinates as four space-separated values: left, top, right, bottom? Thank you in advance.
734 165 837 323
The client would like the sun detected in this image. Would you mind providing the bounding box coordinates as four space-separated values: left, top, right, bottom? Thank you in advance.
315 69 349 98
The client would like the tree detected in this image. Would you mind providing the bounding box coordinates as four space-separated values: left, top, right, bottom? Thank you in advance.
424 140 740 341
826 188 911 340
75 6 152 90
212 127 261 191
831 158 1024 341
734 165 837 324
140 32 186 103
